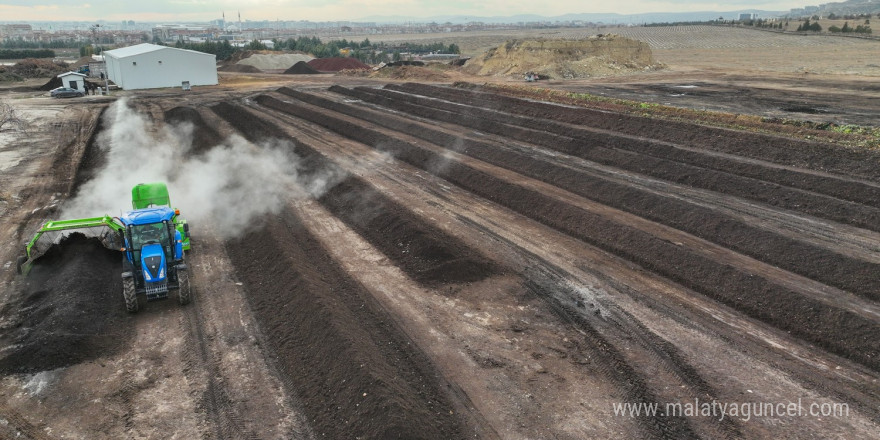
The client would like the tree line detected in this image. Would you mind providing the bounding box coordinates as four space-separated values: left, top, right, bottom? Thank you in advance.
170 36 461 64
827 21 872 34
0 49 55 59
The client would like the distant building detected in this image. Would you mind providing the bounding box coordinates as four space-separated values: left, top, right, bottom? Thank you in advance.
57 72 88 93
0 24 33 38
103 43 217 90
88 55 106 78
152 24 211 43
739 13 758 21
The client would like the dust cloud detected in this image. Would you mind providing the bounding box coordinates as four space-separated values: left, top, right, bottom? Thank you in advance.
62 98 344 237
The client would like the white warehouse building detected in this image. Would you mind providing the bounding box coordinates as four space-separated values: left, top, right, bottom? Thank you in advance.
103 43 218 90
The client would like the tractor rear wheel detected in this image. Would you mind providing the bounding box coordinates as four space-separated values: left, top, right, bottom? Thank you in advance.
123 277 138 313
177 270 191 305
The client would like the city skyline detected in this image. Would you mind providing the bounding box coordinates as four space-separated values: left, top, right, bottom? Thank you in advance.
1 1 809 22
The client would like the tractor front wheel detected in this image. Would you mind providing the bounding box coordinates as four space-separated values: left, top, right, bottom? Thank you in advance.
177 270 191 305
123 277 138 313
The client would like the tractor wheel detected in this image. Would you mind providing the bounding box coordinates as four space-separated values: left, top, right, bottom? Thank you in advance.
177 270 191 305
123 277 138 313
16 256 26 275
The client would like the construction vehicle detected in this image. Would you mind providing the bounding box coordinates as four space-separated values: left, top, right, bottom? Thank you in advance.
16 182 191 312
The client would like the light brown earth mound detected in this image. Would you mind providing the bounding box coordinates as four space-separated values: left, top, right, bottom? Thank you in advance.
229 51 314 70
463 35 661 79
238 54 314 70
369 65 452 81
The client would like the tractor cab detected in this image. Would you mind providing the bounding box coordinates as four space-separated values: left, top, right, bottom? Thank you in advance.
130 182 190 250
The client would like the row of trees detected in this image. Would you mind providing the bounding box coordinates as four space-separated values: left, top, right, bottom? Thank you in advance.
741 19 787 29
796 19 823 32
1 39 80 49
172 39 238 60
795 18 873 33
169 36 461 63
828 22 872 34
0 49 55 59
826 13 879 20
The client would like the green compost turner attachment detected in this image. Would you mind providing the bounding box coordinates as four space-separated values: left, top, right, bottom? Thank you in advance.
16 215 124 276
16 183 190 276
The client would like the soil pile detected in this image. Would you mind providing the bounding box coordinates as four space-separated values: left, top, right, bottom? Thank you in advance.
371 65 451 81
38 76 64 91
69 56 94 69
236 52 313 70
307 57 370 72
0 234 128 374
283 61 321 74
2 58 70 79
164 106 224 156
463 35 660 79
218 64 262 73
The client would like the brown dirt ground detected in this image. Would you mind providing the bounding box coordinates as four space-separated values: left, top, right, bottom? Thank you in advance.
1 25 879 440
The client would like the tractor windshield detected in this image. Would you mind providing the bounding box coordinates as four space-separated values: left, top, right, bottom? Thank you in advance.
130 223 170 249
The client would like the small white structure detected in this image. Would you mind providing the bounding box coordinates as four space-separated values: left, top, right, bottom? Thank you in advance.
57 72 87 92
103 43 218 90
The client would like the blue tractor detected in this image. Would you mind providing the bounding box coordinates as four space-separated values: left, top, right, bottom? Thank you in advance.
119 206 190 312
17 183 191 313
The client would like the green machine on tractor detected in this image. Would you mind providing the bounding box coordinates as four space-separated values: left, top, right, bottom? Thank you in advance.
16 183 192 312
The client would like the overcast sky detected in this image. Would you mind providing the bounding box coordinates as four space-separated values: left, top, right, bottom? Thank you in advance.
1 1 808 22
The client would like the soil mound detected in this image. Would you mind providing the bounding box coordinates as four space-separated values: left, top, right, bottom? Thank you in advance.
463 35 661 79
164 106 224 156
283 61 321 74
38 76 64 91
236 52 313 70
69 56 94 69
218 63 262 73
4 58 70 79
307 57 370 72
0 233 128 374
371 65 450 81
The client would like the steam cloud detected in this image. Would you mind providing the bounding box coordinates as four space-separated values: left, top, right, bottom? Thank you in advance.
62 98 344 237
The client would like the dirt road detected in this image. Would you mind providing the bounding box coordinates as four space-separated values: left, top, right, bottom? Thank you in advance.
1 73 878 439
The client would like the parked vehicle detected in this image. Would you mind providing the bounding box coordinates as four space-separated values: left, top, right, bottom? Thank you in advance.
50 87 84 98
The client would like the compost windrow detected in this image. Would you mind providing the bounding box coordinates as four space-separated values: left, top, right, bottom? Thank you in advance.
254 90 880 372
343 85 880 228
274 87 880 301
0 234 127 373
395 82 880 182
224 208 471 439
210 101 497 286
164 106 224 156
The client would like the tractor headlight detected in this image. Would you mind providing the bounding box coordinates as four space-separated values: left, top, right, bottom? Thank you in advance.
159 267 165 279
144 270 152 281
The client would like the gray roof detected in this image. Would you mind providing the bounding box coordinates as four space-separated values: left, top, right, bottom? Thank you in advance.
104 43 214 59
